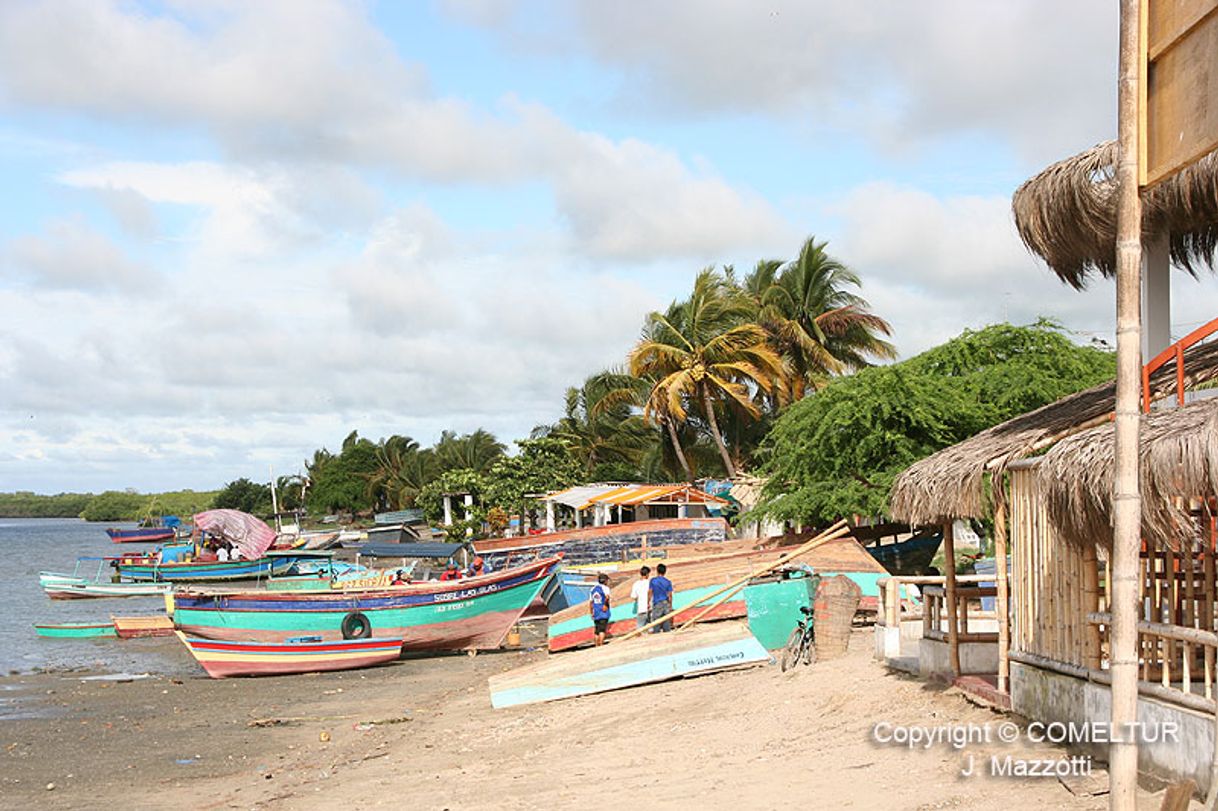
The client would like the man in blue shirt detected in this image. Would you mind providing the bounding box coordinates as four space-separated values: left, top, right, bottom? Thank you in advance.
649 563 674 633
589 573 612 646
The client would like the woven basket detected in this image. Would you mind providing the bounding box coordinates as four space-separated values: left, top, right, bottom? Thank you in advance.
813 575 862 660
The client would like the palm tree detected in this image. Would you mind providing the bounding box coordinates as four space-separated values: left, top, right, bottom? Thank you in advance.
538 371 657 479
747 238 895 401
364 435 436 509
629 268 785 478
433 429 505 475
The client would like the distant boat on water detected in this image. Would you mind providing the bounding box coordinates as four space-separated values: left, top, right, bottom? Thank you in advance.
106 526 176 544
34 621 118 639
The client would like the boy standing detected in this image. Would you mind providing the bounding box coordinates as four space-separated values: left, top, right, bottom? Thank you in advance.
589 573 612 646
649 563 674 633
629 566 652 629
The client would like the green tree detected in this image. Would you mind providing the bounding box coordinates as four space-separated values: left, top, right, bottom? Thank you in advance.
212 478 273 515
483 437 583 524
433 429 505 474
629 268 784 477
745 238 894 402
753 321 1117 525
306 431 379 517
79 490 147 522
364 435 437 510
417 468 488 526
535 370 656 480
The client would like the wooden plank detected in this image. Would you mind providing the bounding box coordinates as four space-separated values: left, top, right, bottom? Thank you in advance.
488 621 769 709
1143 0 1218 185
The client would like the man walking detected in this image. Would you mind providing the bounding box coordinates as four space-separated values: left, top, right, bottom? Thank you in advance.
589 572 612 646
649 563 674 633
629 565 651 630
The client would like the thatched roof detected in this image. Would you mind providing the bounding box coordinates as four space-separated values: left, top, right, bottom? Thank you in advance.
1012 141 1218 289
889 339 1218 526
1039 397 1218 550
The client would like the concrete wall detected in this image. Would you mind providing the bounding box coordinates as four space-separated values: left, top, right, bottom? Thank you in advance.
1012 661 1215 793
874 619 923 674
920 637 998 679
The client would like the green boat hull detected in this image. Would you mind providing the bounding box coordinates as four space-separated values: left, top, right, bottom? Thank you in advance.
35 623 118 639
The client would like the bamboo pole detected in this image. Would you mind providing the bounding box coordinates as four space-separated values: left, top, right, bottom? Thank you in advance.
943 520 961 677
615 520 850 643
1084 542 1102 669
1110 0 1144 804
995 500 1010 692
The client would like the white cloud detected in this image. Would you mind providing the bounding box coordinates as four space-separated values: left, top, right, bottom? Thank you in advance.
448 0 1117 164
1 1 791 262
4 217 158 292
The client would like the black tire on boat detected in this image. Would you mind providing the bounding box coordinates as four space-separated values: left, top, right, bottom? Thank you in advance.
780 626 804 673
341 611 371 640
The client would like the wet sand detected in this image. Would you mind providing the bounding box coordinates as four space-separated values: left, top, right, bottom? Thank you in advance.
0 627 1187 810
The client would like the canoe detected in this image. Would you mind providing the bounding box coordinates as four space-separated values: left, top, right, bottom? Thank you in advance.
547 537 885 652
866 531 942 575
175 632 403 678
34 622 118 639
106 527 176 544
171 556 560 651
489 621 770 708
115 552 304 582
112 615 175 638
40 573 173 600
472 518 728 569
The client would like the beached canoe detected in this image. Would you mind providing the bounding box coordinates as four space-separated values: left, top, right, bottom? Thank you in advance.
34 622 118 639
171 556 561 651
547 537 886 652
40 572 173 600
106 527 176 544
175 632 403 678
112 615 175 638
472 518 728 569
489 621 770 708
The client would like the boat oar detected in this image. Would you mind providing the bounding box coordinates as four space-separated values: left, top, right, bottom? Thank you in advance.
614 519 850 643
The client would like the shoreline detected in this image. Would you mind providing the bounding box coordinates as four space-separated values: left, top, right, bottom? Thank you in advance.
0 629 1176 810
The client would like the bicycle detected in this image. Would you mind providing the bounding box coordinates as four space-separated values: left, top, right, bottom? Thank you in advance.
780 605 816 672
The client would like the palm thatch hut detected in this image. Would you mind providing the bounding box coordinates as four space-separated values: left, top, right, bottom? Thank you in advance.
1012 139 1218 290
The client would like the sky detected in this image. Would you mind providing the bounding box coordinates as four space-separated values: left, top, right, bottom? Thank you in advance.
1 0 1216 494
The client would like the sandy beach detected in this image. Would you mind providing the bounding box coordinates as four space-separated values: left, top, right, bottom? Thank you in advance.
1 626 1181 810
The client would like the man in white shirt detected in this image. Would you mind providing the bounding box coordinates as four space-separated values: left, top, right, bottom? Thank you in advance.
629 565 652 630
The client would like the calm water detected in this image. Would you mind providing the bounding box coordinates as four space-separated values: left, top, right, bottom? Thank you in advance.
0 517 193 676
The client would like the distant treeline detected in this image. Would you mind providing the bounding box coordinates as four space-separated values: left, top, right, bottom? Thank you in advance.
0 490 219 521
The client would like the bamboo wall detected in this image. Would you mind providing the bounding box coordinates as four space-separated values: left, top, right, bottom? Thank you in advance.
1009 468 1099 668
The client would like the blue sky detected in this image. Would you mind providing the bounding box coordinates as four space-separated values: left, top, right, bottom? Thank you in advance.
1 0 1215 494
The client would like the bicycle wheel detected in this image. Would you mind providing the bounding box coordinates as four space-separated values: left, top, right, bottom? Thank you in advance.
781 626 803 673
804 629 817 666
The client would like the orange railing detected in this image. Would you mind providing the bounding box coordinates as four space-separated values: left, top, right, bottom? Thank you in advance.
1142 316 1218 413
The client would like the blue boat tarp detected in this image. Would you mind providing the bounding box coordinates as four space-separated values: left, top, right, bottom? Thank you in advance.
359 542 467 559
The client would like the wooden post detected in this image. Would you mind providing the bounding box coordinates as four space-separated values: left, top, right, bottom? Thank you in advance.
944 520 961 677
1110 0 1144 805
995 501 1010 692
1084 542 1102 669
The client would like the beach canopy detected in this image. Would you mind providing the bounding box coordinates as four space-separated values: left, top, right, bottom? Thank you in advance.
193 509 277 560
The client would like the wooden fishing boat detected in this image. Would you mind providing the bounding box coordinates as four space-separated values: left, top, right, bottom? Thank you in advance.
112 615 175 638
175 632 403 678
865 531 942 575
170 556 561 651
34 621 118 639
547 536 885 652
105 526 176 544
472 518 728 569
115 550 306 582
40 573 173 600
489 621 770 708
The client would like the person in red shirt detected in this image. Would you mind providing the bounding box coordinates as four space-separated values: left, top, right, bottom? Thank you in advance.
439 562 461 581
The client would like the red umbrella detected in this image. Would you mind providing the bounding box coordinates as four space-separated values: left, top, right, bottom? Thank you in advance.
193 509 277 560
